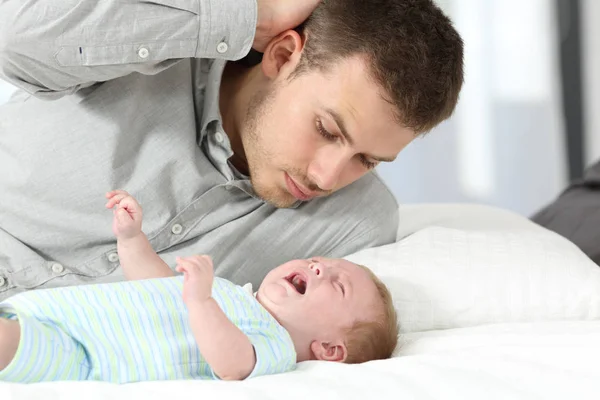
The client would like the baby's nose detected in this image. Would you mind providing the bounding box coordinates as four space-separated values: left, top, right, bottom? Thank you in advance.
309 262 322 276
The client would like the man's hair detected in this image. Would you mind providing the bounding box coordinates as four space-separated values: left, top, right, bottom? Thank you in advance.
294 0 464 134
344 265 399 364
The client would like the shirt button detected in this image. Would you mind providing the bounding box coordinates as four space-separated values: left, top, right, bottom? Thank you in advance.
107 252 120 263
215 132 224 143
138 47 150 59
51 263 64 274
0 277 5 287
216 42 229 54
171 224 183 235
224 183 233 191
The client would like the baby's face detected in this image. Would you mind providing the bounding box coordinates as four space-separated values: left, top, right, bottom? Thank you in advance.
257 257 380 343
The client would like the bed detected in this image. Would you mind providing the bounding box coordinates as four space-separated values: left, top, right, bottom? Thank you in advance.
2 204 600 399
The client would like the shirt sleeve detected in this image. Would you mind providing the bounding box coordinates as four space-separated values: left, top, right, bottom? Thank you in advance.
245 329 297 379
207 327 297 380
0 0 256 99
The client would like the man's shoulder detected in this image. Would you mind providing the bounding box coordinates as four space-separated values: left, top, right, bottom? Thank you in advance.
342 170 399 209
304 171 398 216
296 172 399 244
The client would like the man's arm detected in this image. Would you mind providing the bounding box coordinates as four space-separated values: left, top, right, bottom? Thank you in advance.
0 0 321 100
0 0 257 99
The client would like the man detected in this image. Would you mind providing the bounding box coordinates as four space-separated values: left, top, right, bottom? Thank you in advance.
0 0 464 300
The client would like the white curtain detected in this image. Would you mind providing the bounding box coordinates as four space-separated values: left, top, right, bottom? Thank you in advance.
583 0 600 166
377 0 568 217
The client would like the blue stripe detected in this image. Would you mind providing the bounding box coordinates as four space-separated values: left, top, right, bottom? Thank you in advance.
79 287 119 381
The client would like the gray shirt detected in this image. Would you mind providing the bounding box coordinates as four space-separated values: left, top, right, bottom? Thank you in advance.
0 0 398 300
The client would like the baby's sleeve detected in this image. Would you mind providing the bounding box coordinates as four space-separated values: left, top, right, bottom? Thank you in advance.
244 327 297 379
206 320 297 381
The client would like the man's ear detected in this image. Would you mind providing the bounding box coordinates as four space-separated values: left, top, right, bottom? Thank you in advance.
261 30 305 79
310 340 348 362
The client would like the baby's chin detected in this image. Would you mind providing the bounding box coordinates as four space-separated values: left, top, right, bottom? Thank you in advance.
254 286 277 313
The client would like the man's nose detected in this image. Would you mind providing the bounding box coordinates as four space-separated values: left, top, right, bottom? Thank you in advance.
308 153 348 192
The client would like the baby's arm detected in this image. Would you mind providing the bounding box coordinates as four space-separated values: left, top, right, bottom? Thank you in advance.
0 319 20 372
177 255 256 381
106 190 174 280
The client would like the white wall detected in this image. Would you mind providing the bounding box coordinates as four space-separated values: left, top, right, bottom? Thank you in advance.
582 0 600 166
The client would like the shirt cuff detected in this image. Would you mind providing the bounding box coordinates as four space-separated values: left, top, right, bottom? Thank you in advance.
197 0 257 60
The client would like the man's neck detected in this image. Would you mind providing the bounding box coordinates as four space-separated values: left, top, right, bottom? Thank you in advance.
219 62 254 175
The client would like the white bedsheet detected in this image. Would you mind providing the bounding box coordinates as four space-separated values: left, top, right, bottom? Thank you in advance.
3 321 599 400
2 204 599 399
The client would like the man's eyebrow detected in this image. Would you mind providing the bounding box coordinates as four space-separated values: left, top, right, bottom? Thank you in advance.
324 108 397 163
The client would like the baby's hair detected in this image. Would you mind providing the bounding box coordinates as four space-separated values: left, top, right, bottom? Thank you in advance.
344 265 399 364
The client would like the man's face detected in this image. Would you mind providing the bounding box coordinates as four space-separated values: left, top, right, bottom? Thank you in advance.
241 55 415 208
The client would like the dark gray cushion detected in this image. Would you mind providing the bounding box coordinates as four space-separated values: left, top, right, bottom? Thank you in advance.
532 159 600 266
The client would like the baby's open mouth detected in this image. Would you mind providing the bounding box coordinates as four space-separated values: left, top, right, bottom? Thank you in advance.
285 273 307 295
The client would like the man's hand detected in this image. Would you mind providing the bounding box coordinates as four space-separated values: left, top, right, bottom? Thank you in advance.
254 0 321 52
106 190 143 239
176 255 215 305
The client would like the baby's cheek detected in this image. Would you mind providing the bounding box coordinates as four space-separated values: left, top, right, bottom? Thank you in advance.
316 304 343 326
262 283 287 302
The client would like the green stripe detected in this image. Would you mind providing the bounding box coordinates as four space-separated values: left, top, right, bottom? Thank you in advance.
89 284 141 382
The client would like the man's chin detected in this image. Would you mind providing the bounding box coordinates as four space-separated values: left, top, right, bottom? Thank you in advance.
263 193 298 209
253 184 299 208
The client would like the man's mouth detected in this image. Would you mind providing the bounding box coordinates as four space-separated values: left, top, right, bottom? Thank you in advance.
284 173 318 202
285 272 307 295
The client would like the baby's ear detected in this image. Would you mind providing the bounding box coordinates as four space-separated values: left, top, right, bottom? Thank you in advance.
310 340 347 362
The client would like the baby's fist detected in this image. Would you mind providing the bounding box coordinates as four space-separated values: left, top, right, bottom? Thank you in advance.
105 190 143 239
176 255 215 305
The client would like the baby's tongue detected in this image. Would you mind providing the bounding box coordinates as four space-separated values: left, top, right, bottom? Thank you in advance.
292 275 306 294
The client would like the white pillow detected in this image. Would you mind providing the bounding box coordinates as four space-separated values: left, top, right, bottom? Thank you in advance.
345 226 600 333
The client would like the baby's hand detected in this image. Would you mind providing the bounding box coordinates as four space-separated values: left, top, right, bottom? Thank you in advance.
105 190 143 239
176 255 215 305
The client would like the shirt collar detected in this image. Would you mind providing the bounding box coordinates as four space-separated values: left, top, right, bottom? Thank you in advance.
200 58 227 133
242 282 257 297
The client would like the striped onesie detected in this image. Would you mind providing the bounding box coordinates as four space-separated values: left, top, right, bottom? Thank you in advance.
0 276 296 383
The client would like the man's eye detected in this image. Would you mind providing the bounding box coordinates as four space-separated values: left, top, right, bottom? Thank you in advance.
359 156 378 169
337 281 345 295
316 119 337 141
